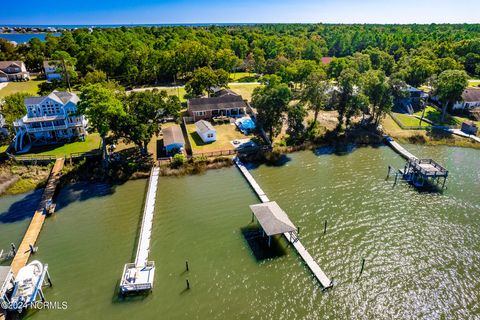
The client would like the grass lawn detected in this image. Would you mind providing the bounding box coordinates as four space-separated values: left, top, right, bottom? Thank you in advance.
25 133 101 157
162 87 187 102
0 79 45 98
413 106 479 127
468 80 480 88
186 123 252 153
228 83 261 102
230 72 257 82
392 112 431 127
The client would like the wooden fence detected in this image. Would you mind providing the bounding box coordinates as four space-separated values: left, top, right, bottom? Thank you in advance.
6 149 101 165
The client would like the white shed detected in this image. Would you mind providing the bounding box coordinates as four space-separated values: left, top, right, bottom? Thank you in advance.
195 120 216 143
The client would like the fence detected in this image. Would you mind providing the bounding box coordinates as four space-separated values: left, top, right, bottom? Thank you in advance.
192 149 237 158
6 149 101 165
181 117 193 156
389 112 430 131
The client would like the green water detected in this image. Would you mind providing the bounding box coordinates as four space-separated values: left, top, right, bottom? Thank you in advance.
0 145 479 319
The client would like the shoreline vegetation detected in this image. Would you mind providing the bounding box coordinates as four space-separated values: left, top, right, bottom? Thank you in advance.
2 123 478 197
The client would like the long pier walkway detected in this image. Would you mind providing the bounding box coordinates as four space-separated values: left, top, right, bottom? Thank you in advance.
119 166 159 293
10 158 64 276
234 158 333 289
135 167 160 267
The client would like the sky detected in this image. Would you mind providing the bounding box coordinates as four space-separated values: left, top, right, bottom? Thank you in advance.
3 0 480 25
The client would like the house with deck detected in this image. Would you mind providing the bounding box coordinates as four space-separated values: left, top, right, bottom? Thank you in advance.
453 88 480 110
43 61 63 81
13 91 87 153
0 61 30 82
187 90 247 122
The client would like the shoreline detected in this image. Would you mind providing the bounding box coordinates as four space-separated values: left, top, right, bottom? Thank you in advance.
1 135 478 197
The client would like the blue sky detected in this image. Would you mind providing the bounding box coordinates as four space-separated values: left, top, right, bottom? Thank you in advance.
3 0 480 25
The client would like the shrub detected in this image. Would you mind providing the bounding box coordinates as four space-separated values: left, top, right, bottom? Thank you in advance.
171 153 186 168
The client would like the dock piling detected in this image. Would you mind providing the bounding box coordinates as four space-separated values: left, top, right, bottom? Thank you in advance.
186 279 190 290
185 261 189 272
359 258 365 277
323 221 327 235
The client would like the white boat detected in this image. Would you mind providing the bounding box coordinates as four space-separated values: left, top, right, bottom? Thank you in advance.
9 260 44 312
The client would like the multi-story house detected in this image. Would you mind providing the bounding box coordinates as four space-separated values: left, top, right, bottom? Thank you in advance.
43 60 63 81
0 61 30 82
13 91 88 153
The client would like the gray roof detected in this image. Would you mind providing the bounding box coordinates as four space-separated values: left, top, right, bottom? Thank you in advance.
163 125 185 146
0 60 23 70
249 201 297 236
24 91 78 106
462 88 480 102
195 120 215 133
188 94 247 112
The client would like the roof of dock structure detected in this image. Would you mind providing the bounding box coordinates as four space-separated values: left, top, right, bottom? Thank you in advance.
249 201 297 236
408 158 448 177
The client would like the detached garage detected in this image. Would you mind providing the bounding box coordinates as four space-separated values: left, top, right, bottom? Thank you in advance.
195 120 216 143
163 125 185 155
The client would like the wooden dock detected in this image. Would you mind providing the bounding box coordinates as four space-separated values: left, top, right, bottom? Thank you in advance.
234 158 333 289
385 138 418 160
10 158 64 276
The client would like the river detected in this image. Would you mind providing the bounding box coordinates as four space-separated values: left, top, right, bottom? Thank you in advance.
0 144 479 319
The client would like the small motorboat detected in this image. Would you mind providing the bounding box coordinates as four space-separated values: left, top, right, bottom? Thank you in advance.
9 260 44 312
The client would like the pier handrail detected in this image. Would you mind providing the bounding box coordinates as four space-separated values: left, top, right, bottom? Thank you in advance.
134 167 158 267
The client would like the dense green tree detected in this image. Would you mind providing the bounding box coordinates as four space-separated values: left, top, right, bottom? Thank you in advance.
77 84 125 160
433 70 468 123
300 71 331 128
185 67 229 96
287 103 307 143
214 49 241 74
362 70 393 125
251 75 292 138
0 93 28 139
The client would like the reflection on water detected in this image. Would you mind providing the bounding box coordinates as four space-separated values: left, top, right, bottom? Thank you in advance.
0 144 478 319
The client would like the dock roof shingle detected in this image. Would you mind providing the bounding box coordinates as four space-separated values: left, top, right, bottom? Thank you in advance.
249 201 297 236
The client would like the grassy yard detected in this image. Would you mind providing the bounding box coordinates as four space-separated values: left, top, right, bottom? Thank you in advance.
413 106 479 127
25 133 101 157
0 79 45 98
468 80 480 88
230 72 257 82
228 83 261 102
186 123 252 153
392 112 431 127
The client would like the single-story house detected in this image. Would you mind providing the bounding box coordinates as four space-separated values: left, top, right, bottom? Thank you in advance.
0 61 30 82
43 61 63 81
461 121 478 135
453 88 480 110
163 125 185 155
187 90 247 121
195 120 216 143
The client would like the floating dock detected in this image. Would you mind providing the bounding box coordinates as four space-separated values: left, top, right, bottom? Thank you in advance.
120 167 159 294
10 158 64 276
234 158 333 289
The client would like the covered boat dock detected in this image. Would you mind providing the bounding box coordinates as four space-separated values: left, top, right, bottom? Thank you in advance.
250 201 298 247
402 158 448 188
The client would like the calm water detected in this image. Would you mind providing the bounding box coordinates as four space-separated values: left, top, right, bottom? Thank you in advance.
0 144 479 319
0 33 60 43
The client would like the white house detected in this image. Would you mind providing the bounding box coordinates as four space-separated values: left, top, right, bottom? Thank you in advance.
43 61 63 81
195 120 216 143
453 88 480 110
13 91 88 153
0 61 30 82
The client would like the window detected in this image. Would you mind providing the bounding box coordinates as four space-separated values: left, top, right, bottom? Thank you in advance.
195 111 206 116
207 133 214 138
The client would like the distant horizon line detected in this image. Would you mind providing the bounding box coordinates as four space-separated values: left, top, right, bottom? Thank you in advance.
2 22 480 28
